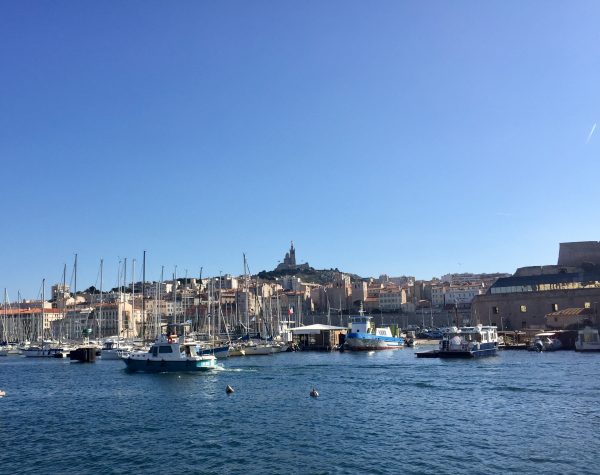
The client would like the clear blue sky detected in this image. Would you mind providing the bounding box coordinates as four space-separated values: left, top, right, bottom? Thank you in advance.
1 1 599 298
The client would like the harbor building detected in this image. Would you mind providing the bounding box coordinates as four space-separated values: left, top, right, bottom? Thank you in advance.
471 242 600 330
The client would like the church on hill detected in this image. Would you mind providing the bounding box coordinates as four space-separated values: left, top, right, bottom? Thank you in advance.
275 241 310 271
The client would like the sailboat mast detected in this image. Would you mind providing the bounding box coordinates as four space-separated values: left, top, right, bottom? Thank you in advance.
142 250 146 342
3 288 7 344
60 263 66 343
243 254 249 336
173 267 177 325
160 265 164 334
99 258 103 341
74 253 78 297
41 278 45 345
131 259 135 339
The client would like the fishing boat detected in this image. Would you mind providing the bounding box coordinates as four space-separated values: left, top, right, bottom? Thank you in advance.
438 325 498 358
345 306 404 351
123 324 218 372
575 327 600 352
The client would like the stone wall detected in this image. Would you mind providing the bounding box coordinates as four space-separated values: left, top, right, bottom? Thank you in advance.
471 288 600 330
558 241 600 266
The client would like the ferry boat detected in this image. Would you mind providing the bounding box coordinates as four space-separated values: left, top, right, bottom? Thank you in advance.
345 307 404 351
438 325 498 358
123 324 218 373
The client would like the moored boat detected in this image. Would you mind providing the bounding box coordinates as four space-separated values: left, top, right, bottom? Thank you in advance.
242 340 279 355
527 332 562 352
22 345 71 358
345 306 404 351
575 327 600 352
100 339 133 360
197 343 230 358
123 324 218 373
438 325 498 358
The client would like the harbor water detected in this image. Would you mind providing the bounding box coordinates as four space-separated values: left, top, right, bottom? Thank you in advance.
1 349 599 474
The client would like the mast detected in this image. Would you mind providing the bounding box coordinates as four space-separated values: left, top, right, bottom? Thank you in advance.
41 278 45 346
60 263 66 343
243 254 249 336
74 253 78 297
142 250 146 342
2 288 6 345
173 265 177 325
160 265 164 334
131 259 135 339
99 258 103 340
73 253 77 340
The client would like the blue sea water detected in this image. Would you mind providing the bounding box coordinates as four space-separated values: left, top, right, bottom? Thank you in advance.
1 349 599 474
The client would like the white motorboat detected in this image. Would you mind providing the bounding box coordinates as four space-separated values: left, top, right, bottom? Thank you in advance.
528 332 562 352
100 339 133 360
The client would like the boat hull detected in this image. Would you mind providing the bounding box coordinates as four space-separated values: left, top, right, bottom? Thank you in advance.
243 345 278 355
123 357 217 373
198 346 230 358
345 333 405 351
101 349 131 360
438 346 498 358
575 344 600 352
23 348 69 358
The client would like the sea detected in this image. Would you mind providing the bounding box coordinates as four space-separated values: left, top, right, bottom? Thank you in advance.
1 348 599 474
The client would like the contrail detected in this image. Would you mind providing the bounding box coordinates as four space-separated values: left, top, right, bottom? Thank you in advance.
586 123 596 144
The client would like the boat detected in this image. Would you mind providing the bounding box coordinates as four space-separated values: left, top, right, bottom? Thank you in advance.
100 339 133 360
242 340 279 355
196 343 230 358
345 306 404 351
123 324 218 373
437 325 498 358
527 332 562 352
22 345 71 358
228 344 246 357
575 327 600 352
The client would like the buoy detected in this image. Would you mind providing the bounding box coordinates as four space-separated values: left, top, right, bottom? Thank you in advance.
0 390 6 398
310 387 319 398
226 385 234 394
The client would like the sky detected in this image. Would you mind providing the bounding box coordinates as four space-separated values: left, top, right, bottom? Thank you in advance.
1 1 599 299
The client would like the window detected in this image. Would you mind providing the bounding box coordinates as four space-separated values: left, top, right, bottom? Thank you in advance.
552 303 559 312
520 305 527 313
584 302 591 309
493 306 499 314
159 346 173 353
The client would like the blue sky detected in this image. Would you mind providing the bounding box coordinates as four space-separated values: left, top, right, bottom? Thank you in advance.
1 1 599 298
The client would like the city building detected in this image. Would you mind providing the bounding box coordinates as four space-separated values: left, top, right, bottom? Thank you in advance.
471 242 600 330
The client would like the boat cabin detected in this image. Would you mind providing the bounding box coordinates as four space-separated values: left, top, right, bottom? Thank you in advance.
441 325 498 351
349 315 373 334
